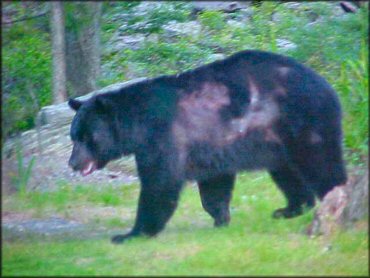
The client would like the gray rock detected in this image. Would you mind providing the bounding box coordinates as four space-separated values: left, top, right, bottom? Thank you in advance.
276 38 297 51
237 8 253 20
3 78 146 192
208 53 226 62
37 77 146 127
147 33 159 43
133 2 163 15
110 33 146 51
190 1 249 13
226 19 245 28
284 2 303 10
163 21 202 38
271 11 283 23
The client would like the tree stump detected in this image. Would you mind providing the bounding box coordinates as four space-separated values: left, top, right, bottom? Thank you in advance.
307 164 368 236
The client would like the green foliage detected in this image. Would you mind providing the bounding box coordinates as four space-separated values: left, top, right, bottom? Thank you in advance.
101 2 141 40
197 11 242 54
281 3 366 69
65 3 89 33
249 2 279 51
337 41 368 156
99 2 194 85
127 40 212 77
116 2 191 35
2 5 51 137
199 11 226 32
65 2 102 37
11 141 36 196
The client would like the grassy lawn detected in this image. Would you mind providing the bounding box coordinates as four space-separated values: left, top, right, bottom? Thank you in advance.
2 172 368 276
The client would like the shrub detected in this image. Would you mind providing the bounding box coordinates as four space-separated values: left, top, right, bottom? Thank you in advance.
337 41 368 156
124 40 212 77
199 10 226 32
2 28 52 137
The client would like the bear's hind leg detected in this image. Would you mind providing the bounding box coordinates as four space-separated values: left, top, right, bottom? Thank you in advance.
198 174 235 227
269 165 315 219
288 131 347 200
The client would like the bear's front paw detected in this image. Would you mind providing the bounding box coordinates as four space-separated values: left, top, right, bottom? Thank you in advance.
272 207 302 219
111 233 137 244
214 213 230 227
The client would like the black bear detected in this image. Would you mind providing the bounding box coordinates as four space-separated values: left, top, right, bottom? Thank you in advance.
68 50 347 244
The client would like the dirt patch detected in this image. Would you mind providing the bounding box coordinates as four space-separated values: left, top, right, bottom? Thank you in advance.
2 211 35 222
2 215 127 242
2 206 132 242
3 217 84 235
67 206 134 223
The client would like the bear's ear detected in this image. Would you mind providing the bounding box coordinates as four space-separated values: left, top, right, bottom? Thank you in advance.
68 98 83 111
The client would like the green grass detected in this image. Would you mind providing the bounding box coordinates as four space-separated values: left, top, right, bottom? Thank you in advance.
3 230 367 276
4 182 139 212
2 172 368 276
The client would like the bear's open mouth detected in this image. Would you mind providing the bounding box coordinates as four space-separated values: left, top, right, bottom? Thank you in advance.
81 161 97 176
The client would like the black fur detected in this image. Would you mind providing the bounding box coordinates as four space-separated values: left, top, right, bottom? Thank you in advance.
68 50 347 243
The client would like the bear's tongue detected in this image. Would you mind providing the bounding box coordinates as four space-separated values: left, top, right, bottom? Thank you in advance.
81 161 96 176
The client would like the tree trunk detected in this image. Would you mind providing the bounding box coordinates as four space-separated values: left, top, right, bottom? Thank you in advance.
65 2 102 97
50 1 67 104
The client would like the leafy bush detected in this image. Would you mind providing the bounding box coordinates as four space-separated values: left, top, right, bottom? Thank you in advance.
126 39 212 77
199 10 226 32
2 27 52 137
337 41 368 156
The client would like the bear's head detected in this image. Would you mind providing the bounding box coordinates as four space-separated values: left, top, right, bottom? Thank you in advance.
68 96 126 176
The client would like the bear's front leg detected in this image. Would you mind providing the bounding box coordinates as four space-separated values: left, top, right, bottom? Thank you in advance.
112 185 182 244
111 136 184 244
